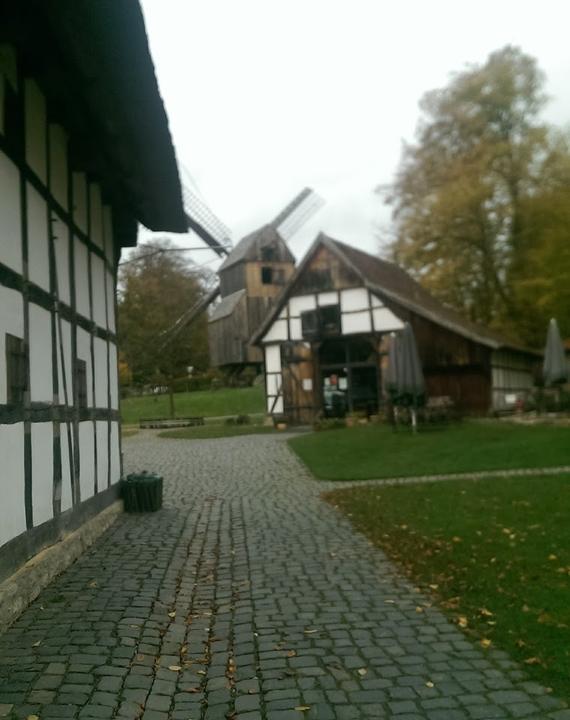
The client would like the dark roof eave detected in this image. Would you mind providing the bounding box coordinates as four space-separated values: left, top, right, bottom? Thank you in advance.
2 0 188 241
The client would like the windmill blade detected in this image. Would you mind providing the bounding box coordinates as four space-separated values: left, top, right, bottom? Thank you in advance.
182 183 232 257
159 285 220 351
270 187 325 241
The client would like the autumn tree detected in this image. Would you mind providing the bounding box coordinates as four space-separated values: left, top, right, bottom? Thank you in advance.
381 46 570 344
118 238 213 388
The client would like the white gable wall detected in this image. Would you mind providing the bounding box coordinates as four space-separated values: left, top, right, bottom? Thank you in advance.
262 285 404 416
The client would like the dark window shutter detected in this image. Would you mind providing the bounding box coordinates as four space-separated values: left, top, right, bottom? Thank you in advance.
6 334 27 405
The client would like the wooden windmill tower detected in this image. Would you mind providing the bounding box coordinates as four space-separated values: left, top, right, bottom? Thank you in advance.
208 189 323 370
159 187 324 372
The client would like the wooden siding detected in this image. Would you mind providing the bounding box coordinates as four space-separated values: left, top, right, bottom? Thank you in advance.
293 245 360 295
245 261 295 298
219 263 246 297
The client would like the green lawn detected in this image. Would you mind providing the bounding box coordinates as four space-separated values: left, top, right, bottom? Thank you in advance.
325 475 570 702
289 422 570 480
159 424 275 440
121 385 265 425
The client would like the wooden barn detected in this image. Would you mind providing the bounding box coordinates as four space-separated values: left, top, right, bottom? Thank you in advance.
208 224 296 369
0 2 186 581
251 234 539 422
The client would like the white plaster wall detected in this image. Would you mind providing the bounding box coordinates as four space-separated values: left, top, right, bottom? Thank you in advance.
55 319 73 405
79 422 95 501
318 291 338 306
94 337 108 408
267 396 284 414
31 422 53 526
0 286 24 403
49 124 68 210
52 214 70 305
0 423 27 549
266 374 281 397
289 295 316 316
265 345 282 374
373 307 404 332
106 271 116 332
27 183 50 291
29 303 53 402
289 317 303 341
74 238 90 318
264 319 288 343
109 343 119 410
341 310 372 335
0 149 22 273
60 428 73 512
89 183 104 249
76 328 93 406
91 255 107 329
110 422 121 485
72 172 87 233
96 421 108 491
340 287 369 312
24 79 47 183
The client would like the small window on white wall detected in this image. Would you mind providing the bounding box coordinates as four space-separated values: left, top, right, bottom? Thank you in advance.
6 334 27 405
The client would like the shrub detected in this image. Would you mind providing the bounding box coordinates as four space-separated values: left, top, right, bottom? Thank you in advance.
313 417 347 432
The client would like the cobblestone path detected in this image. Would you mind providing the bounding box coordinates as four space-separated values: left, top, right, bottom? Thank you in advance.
0 433 568 720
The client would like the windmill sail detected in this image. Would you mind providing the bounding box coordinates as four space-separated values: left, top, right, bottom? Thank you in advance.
271 187 325 240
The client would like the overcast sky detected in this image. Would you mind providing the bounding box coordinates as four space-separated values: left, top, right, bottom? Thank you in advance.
137 0 570 271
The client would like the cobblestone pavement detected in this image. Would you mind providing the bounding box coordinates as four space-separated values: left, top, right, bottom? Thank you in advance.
1 432 568 720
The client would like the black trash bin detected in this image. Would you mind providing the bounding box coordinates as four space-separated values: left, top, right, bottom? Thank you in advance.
122 472 163 512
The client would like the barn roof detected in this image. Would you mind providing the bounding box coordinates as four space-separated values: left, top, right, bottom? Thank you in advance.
219 225 296 272
1 0 187 243
252 233 539 355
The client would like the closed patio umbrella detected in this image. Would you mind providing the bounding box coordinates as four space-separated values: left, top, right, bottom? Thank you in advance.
543 318 568 387
386 323 425 431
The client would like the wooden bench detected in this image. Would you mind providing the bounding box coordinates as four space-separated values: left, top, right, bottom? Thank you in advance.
138 416 205 429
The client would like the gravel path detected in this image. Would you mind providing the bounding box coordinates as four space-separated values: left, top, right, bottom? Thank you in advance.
0 432 568 720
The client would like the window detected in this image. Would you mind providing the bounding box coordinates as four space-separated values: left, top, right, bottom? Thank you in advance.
319 305 341 336
261 266 273 284
6 334 27 405
301 305 342 340
301 309 319 339
76 359 87 408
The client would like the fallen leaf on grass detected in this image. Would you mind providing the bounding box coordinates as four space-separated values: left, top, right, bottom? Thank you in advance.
479 608 493 617
524 657 541 665
480 638 492 649
457 616 468 628
548 554 558 561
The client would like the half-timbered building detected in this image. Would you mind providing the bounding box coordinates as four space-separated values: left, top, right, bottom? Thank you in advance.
0 2 187 581
252 234 539 422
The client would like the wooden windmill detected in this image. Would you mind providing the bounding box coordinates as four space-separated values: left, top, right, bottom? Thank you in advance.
160 187 324 373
